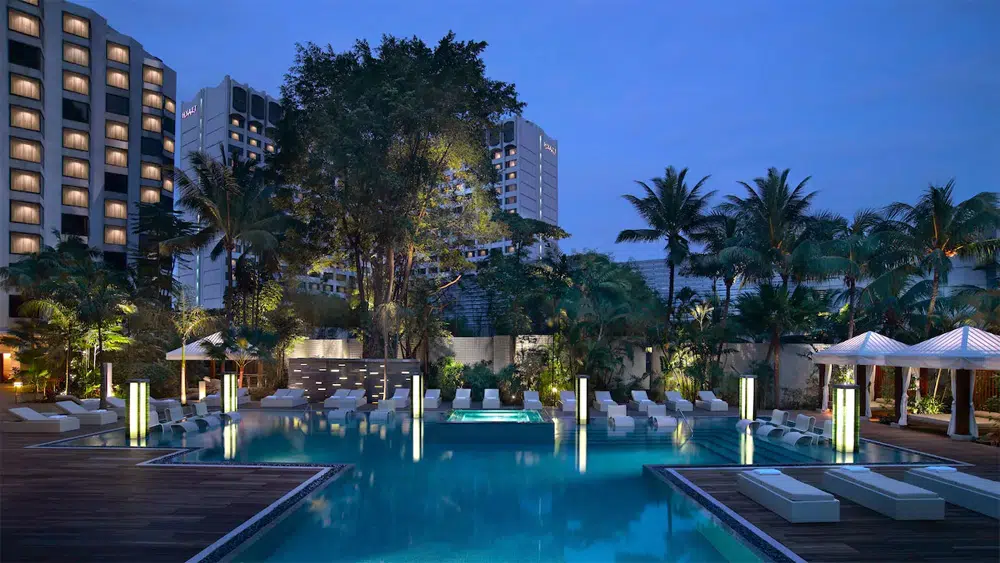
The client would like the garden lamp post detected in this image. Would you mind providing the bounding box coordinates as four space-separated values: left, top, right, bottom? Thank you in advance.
13 381 22 404
127 379 150 443
832 384 860 453
736 374 757 432
576 374 589 425
411 371 424 419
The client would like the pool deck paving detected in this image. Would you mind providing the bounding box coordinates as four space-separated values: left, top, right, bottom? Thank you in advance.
1 399 998 562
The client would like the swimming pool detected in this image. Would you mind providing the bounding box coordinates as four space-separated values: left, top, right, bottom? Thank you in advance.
50 412 944 562
446 409 545 423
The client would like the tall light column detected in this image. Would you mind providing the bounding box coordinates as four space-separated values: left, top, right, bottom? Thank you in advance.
576 374 589 425
832 384 860 453
127 379 150 443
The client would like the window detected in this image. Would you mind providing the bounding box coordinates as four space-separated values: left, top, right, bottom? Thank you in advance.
63 98 90 123
104 172 127 193
105 120 128 141
62 214 88 236
8 9 40 37
105 147 127 167
268 102 282 123
63 70 89 95
9 39 42 69
104 225 126 245
232 87 247 112
141 115 161 133
164 98 175 114
62 128 89 151
141 162 161 181
20 0 40 5
11 233 40 255
140 187 160 204
506 246 515 254
163 138 174 154
63 42 90 66
231 117 241 127
507 208 517 214
10 137 41 162
62 157 88 179
142 65 162 85
265 143 275 153
62 186 88 207
106 42 129 64
492 149 502 160
504 185 516 193
248 123 259 134
104 199 127 219
10 74 41 99
250 95 265 119
478 249 488 257
162 177 174 193
465 251 474 259
106 68 128 90
493 163 502 171
506 171 517 181
247 152 258 160
505 160 517 168
10 201 41 224
506 146 517 156
11 170 41 194
162 116 174 133
142 90 162 109
504 196 517 204
248 138 260 148
62 13 90 38
228 145 243 157
10 106 40 131
230 131 241 141
140 137 162 156
106 93 129 116
502 120 515 143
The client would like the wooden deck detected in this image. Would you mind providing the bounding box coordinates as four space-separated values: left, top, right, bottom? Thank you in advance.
0 429 320 563
666 420 1000 563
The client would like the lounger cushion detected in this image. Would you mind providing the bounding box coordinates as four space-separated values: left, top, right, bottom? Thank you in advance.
743 470 834 502
828 468 939 499
911 467 1000 498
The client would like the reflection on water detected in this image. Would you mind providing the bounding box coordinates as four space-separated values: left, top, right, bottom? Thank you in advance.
740 431 754 465
224 423 238 460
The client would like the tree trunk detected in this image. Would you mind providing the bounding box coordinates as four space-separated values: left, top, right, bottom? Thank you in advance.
846 279 857 339
933 368 942 397
226 243 234 329
667 258 676 322
924 269 940 338
238 364 245 388
97 326 107 410
772 333 782 408
180 338 187 405
65 336 71 395
715 280 733 364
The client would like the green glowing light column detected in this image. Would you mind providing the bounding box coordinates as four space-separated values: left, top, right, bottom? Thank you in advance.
412 372 424 419
736 374 757 433
222 372 240 421
127 379 149 442
575 374 589 425
832 383 860 453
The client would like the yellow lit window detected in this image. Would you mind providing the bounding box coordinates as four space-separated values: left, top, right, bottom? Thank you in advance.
248 138 259 148
63 128 90 151
266 144 275 153
142 65 163 85
141 162 161 181
140 187 160 204
230 132 240 141
105 120 128 141
10 74 41 100
164 98 176 113
107 42 129 64
11 170 42 194
62 186 89 207
248 124 259 134
142 115 161 133
142 90 163 109
10 201 41 225
63 157 89 179
10 233 41 255
62 12 90 38
8 9 40 37
248 152 258 160
106 68 129 90
63 71 89 95
63 42 90 66
10 106 41 131
10 137 42 163
163 138 174 154
231 118 240 126
163 178 174 192
105 147 128 168
104 199 127 219
104 225 127 245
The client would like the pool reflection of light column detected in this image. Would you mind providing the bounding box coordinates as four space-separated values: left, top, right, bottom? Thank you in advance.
576 374 588 425
127 378 149 446
739 432 754 465
575 424 587 474
198 380 207 402
224 422 238 460
412 418 423 462
832 384 860 453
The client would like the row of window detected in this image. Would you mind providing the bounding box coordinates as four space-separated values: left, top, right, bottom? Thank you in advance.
491 146 517 159
11 106 173 150
231 86 281 123
10 135 172 174
9 166 167 198
9 225 126 255
7 8 146 69
228 130 276 153
299 281 350 294
493 160 518 171
9 192 159 226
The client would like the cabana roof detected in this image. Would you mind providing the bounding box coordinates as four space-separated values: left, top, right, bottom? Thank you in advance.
885 326 1000 370
812 331 909 366
165 332 223 361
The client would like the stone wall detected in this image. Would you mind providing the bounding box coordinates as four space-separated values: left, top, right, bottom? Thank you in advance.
286 358 420 402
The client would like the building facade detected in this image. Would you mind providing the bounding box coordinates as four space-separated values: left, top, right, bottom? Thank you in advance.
2 0 177 333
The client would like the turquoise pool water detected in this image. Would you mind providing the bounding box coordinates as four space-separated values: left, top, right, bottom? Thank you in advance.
446 409 545 423
52 412 942 562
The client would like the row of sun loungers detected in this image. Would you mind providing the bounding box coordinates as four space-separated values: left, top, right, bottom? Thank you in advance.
739 466 1000 522
596 390 719 415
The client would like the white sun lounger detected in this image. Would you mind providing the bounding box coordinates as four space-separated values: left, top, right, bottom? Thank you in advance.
823 467 944 520
77 397 126 416
163 406 200 433
558 391 576 412
905 466 1000 519
593 391 617 413
323 389 351 409
523 390 543 410
783 419 833 446
262 389 307 408
629 390 656 413
190 402 222 429
695 391 729 412
647 404 677 429
389 388 410 408
369 398 397 422
328 408 355 421
483 388 501 409
607 404 634 429
424 389 441 409
665 391 693 412
453 388 472 409
55 401 117 426
150 397 180 412
758 413 814 437
6 407 81 433
342 389 367 409
741 409 787 432
738 468 840 523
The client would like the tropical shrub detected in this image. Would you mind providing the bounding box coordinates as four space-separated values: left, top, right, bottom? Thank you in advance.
430 356 464 401
463 361 496 401
495 364 522 403
913 395 945 415
982 395 1000 414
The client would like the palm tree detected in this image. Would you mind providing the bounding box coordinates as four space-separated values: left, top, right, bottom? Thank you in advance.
616 166 715 316
721 168 817 286
172 292 211 405
885 182 1000 337
690 209 742 346
18 298 82 395
166 149 285 327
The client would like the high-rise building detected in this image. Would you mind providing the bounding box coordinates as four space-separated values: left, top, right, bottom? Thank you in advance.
1 0 177 333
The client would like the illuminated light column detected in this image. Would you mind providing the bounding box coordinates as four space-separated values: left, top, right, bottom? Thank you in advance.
735 374 757 433
222 373 238 413
103 363 113 398
832 384 860 453
198 380 207 402
412 372 424 419
575 424 588 474
576 374 589 425
127 379 150 442
412 418 423 462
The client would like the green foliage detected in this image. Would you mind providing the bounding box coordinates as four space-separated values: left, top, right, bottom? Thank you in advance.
982 396 1000 414
913 395 946 415
430 356 464 401
494 363 522 404
462 361 496 402
130 362 178 400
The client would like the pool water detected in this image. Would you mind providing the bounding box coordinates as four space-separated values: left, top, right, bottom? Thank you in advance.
53 412 942 562
446 409 545 423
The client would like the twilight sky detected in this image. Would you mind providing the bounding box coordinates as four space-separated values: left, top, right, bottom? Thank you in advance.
81 0 1000 261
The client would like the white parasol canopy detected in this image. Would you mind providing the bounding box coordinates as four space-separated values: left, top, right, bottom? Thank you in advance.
165 332 224 361
812 331 910 366
885 326 1000 370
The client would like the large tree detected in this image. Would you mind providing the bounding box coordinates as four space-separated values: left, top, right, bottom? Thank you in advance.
616 166 715 316
276 33 524 356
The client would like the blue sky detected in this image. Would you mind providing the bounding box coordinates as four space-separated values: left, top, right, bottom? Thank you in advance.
81 0 1000 260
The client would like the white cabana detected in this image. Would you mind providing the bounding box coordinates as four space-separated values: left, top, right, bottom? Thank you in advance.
812 331 909 417
886 326 1000 440
165 332 224 361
